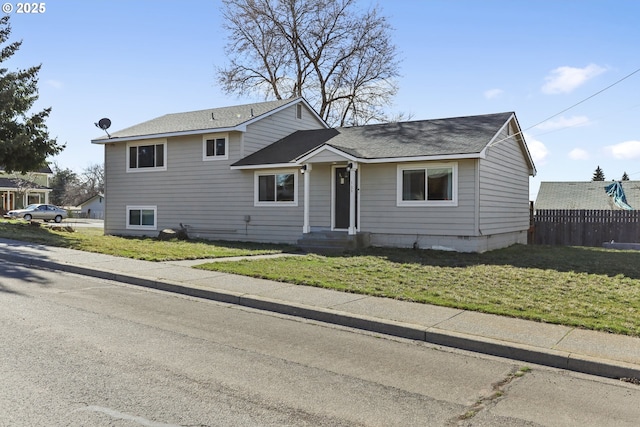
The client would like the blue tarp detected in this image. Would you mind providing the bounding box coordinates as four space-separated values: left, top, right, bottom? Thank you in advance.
604 181 633 210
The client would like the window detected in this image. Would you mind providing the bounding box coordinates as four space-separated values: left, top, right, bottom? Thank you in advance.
202 134 228 161
126 206 157 230
127 140 166 172
255 171 297 206
397 163 457 206
27 193 42 205
296 104 303 119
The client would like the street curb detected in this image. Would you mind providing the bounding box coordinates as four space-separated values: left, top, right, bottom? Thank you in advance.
6 253 640 381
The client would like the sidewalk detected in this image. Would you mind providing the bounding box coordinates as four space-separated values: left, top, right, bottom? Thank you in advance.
2 237 639 381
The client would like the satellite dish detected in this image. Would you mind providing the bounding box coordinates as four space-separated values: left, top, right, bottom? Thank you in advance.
94 117 112 138
98 118 111 130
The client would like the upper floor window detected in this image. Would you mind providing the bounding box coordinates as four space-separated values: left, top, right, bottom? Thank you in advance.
202 134 229 161
127 140 167 172
397 163 458 207
296 104 302 119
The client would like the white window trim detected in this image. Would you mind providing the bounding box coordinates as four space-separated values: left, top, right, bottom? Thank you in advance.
254 169 299 207
126 139 167 173
202 133 229 161
126 205 157 230
396 162 458 207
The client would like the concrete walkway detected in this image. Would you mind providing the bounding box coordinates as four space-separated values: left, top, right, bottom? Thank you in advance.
2 237 639 381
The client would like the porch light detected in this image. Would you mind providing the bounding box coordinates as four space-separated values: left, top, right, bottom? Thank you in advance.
300 164 308 174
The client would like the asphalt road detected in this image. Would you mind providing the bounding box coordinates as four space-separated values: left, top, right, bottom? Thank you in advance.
2 260 640 426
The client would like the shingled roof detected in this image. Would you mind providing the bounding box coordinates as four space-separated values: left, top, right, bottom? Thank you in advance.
233 112 518 167
0 177 50 190
535 181 640 210
92 98 318 143
0 165 52 174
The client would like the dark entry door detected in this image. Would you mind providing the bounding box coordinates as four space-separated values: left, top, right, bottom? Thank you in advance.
334 167 357 229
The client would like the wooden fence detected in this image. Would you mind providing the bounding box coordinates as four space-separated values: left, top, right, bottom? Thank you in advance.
533 209 640 247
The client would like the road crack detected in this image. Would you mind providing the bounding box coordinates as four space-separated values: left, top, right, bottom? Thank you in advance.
449 366 531 425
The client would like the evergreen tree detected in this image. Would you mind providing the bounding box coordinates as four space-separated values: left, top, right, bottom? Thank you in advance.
49 165 78 206
622 172 630 181
0 16 63 173
592 166 605 181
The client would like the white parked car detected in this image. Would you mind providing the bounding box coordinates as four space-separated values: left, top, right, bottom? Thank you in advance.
5 204 68 223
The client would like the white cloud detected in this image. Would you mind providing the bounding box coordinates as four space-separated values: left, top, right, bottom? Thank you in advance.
535 115 590 131
604 140 640 159
46 79 63 89
483 88 503 99
541 64 606 94
524 133 549 165
569 148 590 160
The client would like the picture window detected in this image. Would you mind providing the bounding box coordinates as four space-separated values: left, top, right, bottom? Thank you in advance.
255 171 297 206
397 163 457 206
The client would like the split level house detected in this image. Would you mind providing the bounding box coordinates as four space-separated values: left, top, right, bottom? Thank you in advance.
0 165 53 213
91 97 536 253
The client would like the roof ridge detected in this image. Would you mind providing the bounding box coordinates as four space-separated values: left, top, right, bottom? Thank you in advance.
337 111 515 130
161 97 301 117
92 97 308 142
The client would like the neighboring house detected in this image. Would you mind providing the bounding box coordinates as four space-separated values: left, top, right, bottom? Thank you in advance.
534 181 640 246
535 181 640 210
78 193 105 219
0 165 53 212
92 97 536 253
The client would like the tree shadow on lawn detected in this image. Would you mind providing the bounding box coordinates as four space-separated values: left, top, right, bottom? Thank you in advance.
344 244 640 280
0 221 75 248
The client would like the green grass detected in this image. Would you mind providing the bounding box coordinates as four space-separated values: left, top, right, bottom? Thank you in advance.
0 220 291 261
2 219 639 336
194 245 640 337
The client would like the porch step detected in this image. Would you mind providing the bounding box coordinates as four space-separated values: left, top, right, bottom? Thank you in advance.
297 231 370 253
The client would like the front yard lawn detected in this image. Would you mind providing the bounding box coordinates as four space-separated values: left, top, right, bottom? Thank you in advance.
0 220 291 260
1 219 639 337
195 245 640 337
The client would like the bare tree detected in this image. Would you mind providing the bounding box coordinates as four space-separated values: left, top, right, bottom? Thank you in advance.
218 0 400 126
80 163 104 196
11 171 38 208
50 163 104 206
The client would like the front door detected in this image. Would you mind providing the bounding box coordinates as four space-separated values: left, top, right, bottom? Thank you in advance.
334 167 357 229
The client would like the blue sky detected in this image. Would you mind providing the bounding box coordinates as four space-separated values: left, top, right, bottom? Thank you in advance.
4 0 640 199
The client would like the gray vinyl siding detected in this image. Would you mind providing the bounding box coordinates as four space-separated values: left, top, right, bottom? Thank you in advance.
104 103 326 243
242 104 325 157
356 160 478 236
102 108 532 251
306 150 351 164
478 125 531 234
